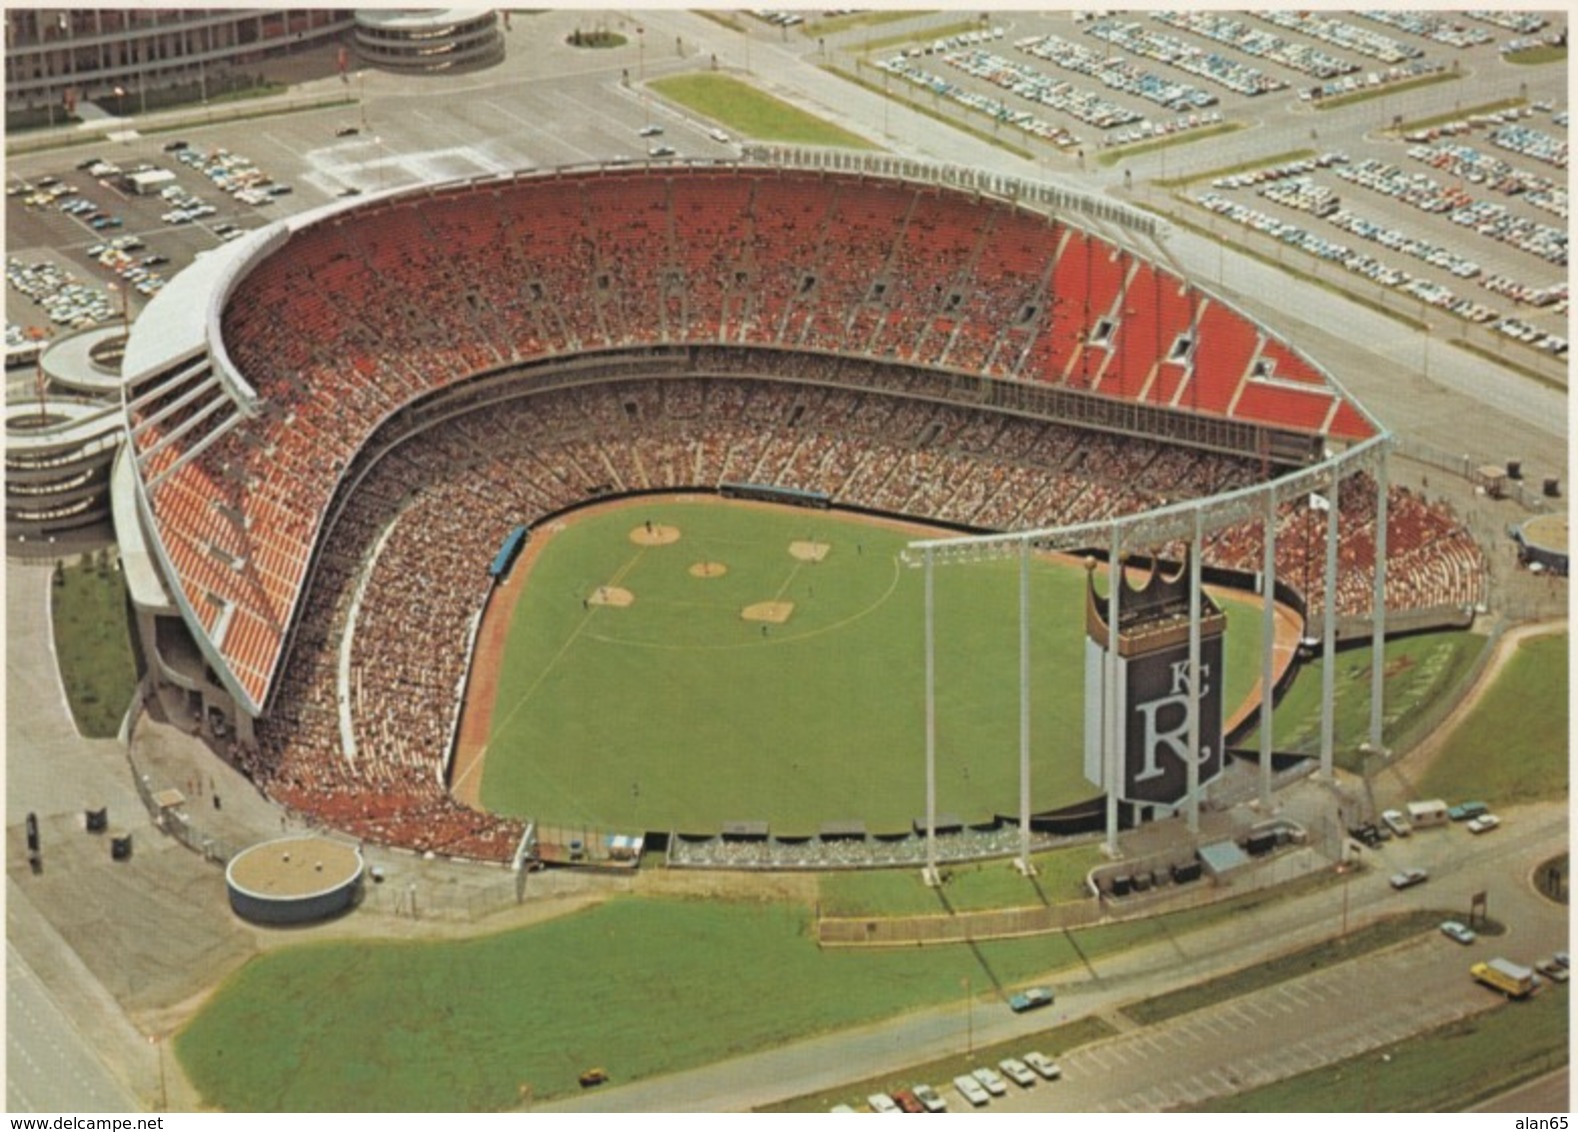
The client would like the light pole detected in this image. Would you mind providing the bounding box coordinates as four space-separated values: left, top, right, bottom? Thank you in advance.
963 975 973 1058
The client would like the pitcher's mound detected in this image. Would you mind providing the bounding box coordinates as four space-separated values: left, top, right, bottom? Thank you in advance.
589 585 635 608
631 524 681 546
790 540 830 562
742 601 794 624
689 561 728 579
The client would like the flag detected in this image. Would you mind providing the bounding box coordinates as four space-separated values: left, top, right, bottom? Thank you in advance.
1308 492 1330 512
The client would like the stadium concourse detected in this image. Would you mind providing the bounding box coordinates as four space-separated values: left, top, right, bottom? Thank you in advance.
113 164 1487 865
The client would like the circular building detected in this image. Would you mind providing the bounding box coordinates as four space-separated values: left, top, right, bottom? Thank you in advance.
1515 513 1568 576
353 8 504 71
225 836 364 924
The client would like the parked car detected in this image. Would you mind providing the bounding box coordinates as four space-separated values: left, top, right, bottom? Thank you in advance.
998 1057 1037 1088
1466 814 1501 834
1440 920 1477 945
1023 1051 1062 1080
890 1090 924 1113
162 139 190 152
1390 867 1429 890
335 125 360 137
1381 809 1412 838
647 144 676 158
1536 958 1569 983
577 1067 608 1088
866 1092 900 1113
952 1075 990 1107
637 123 663 137
1448 800 1489 822
1008 986 1053 1012
912 1083 947 1112
971 1066 1008 1096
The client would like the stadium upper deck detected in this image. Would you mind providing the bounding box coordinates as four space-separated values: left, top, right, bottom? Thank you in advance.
117 160 1380 720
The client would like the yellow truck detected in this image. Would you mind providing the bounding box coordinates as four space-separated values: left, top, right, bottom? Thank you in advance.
1471 958 1537 999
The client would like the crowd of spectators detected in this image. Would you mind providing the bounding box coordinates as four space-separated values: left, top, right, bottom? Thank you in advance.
123 165 1472 858
235 368 1482 859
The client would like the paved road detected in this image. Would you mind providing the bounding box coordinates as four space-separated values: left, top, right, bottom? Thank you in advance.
3 13 1567 1116
543 802 1567 1112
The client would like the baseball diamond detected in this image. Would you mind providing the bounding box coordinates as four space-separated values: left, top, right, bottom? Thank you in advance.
112 159 1486 866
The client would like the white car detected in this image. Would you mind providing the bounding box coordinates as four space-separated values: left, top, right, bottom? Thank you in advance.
998 1057 1036 1088
1381 809 1412 838
953 1074 990 1107
637 124 663 137
1023 1051 1062 1080
1466 814 1501 834
912 1083 947 1112
707 127 730 143
866 1093 899 1113
972 1066 1009 1096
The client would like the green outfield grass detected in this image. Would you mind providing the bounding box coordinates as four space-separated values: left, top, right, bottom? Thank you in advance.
478 500 1269 831
1244 631 1484 770
820 842 1107 916
1415 631 1568 804
648 74 877 148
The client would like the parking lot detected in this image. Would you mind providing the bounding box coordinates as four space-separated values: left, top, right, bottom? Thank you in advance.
857 11 1566 357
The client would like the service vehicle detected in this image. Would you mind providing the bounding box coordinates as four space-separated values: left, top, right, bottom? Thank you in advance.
1471 958 1538 998
577 1067 608 1088
952 1075 990 1107
1406 799 1449 828
998 1057 1036 1088
1389 867 1428 890
1023 1051 1062 1080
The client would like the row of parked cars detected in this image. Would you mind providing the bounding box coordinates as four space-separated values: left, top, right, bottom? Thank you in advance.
850 1051 1061 1112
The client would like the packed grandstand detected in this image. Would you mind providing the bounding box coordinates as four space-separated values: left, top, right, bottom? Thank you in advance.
116 161 1487 862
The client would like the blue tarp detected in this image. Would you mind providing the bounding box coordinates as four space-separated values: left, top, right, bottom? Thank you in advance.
489 525 528 578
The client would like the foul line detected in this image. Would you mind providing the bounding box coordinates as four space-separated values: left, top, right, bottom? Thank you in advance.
463 546 648 777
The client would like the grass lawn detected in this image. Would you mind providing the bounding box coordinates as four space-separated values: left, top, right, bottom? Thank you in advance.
1312 69 1458 112
1192 985 1568 1111
177 871 1344 1111
479 500 1270 832
1243 631 1485 770
1415 631 1568 804
648 74 877 149
50 555 139 738
175 897 1110 1110
820 843 1107 917
1095 122 1244 169
1505 46 1567 66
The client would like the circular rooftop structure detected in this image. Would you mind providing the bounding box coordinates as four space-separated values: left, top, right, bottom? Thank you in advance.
1517 512 1568 576
353 8 504 71
225 836 364 924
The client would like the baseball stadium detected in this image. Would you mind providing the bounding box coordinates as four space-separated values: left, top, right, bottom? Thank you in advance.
7 9 1567 1115
110 153 1484 877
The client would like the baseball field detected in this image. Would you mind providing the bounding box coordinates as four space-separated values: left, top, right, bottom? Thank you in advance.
458 496 1277 833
